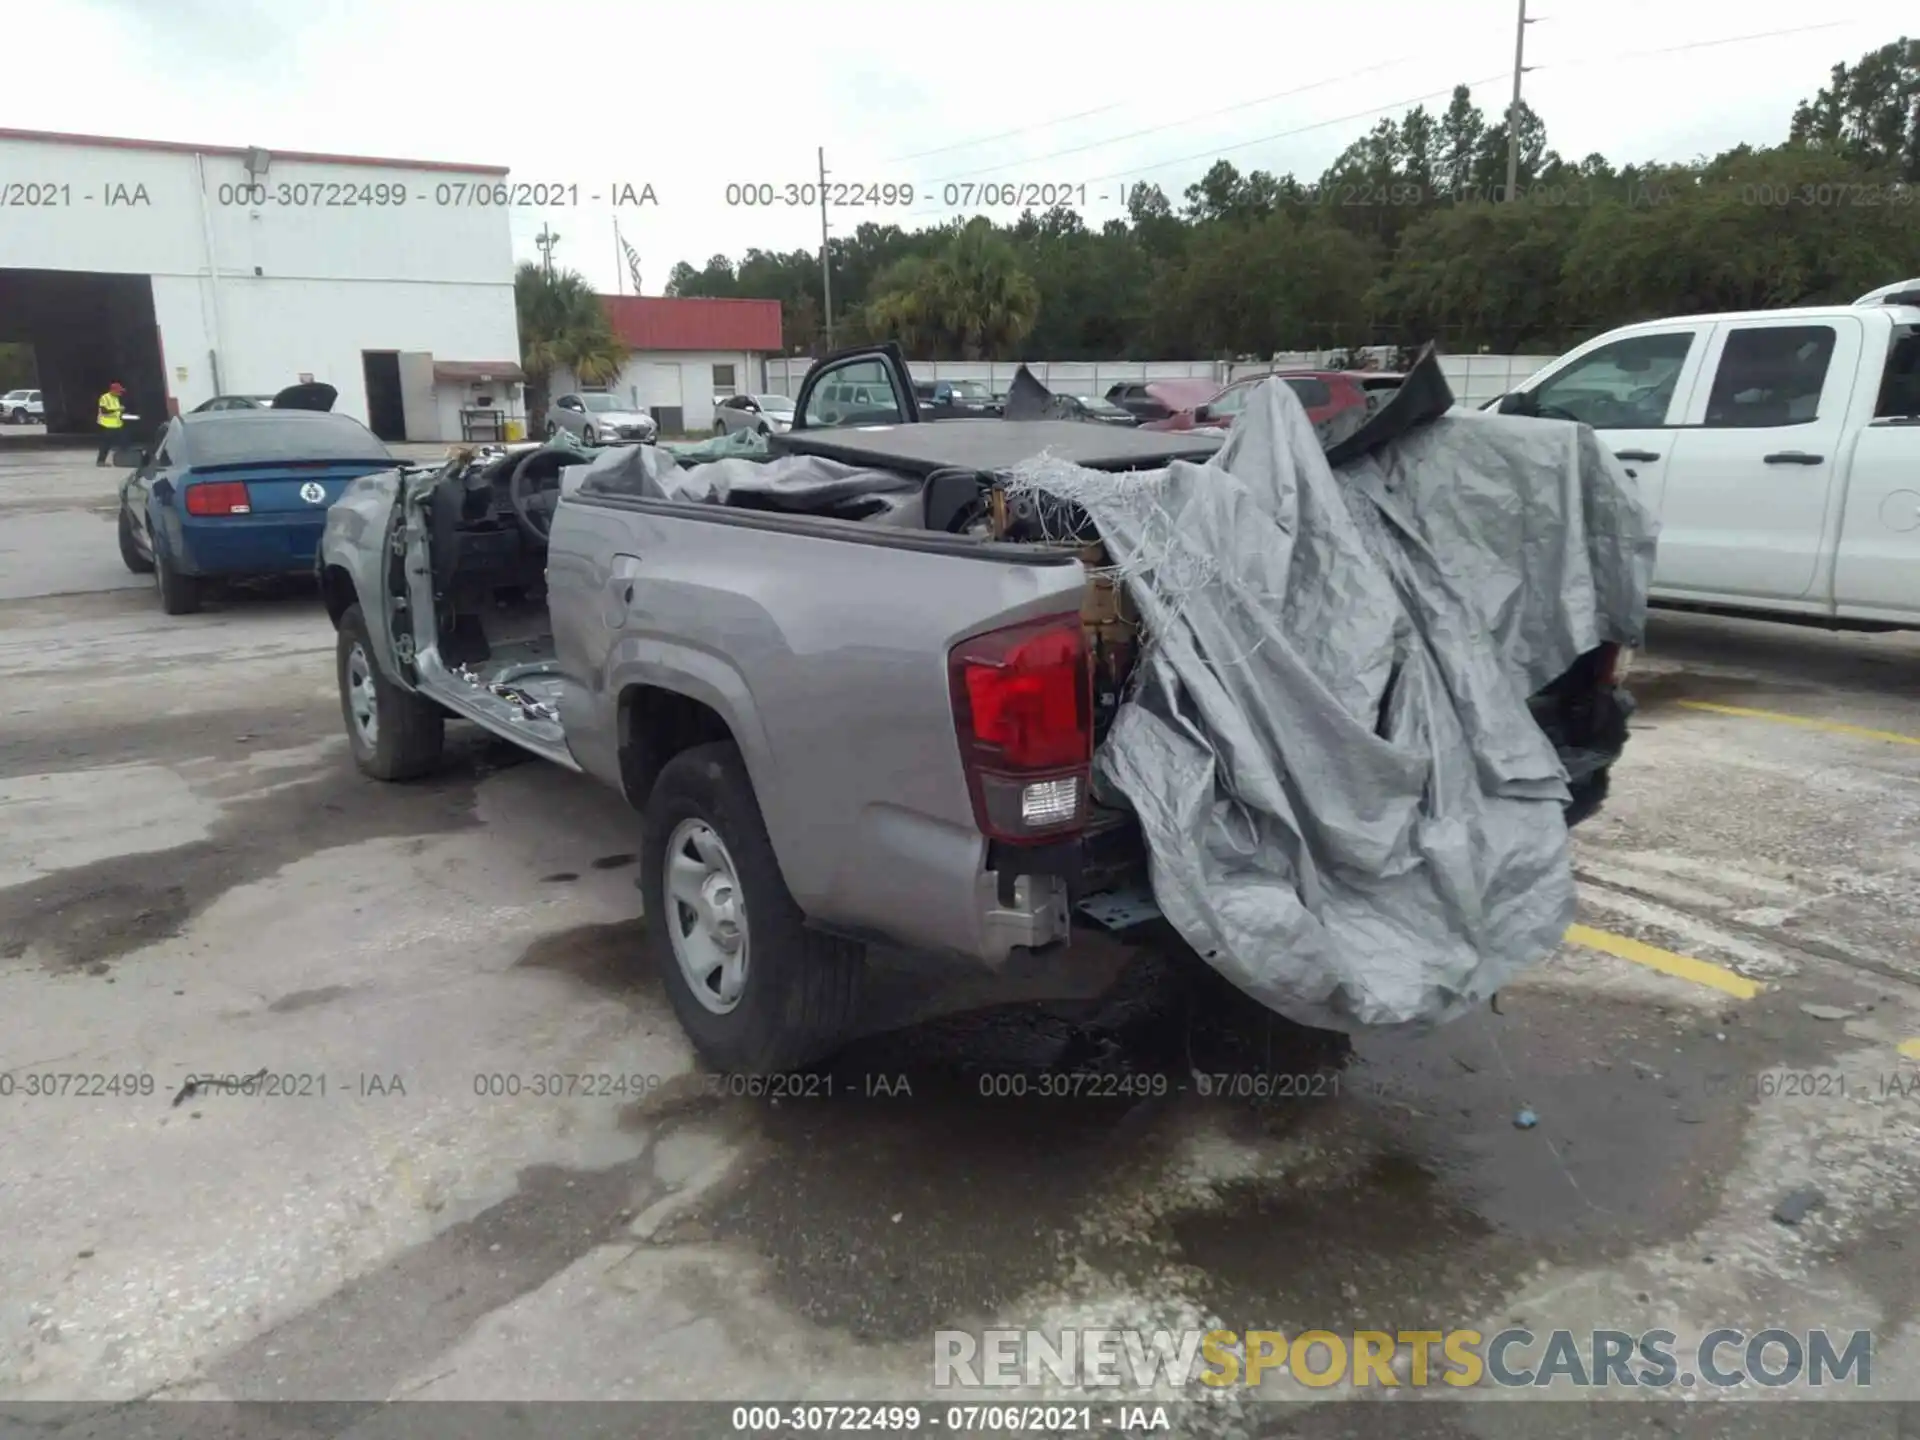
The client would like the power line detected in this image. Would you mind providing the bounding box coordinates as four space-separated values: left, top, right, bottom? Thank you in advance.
915 53 1430 186
1079 74 1511 184
1537 17 1864 70
885 17 1871 224
887 17 1849 194
880 100 1134 164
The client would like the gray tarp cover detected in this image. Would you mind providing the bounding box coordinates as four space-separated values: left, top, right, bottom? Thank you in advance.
1011 380 1659 1031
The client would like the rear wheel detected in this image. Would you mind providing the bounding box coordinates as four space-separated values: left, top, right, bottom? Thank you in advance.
641 742 864 1073
153 543 201 615
117 507 154 574
336 602 445 780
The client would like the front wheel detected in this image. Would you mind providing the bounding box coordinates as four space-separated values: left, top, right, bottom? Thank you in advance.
118 506 154 573
9 408 26 425
583 425 597 445
641 742 864 1073
545 421 557 440
336 603 445 780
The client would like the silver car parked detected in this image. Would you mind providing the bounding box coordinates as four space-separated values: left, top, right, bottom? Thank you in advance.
546 391 659 445
712 392 796 437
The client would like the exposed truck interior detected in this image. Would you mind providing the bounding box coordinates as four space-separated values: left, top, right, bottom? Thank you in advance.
398 422 1199 759
397 348 1624 835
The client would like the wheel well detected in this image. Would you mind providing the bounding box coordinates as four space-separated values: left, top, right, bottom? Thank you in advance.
619 685 735 809
320 565 359 629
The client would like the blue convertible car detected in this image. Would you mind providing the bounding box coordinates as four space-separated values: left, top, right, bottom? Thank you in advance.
116 384 397 615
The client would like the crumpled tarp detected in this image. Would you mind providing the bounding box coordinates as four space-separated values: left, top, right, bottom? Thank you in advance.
573 438 918 513
659 428 771 462
1011 378 1658 1031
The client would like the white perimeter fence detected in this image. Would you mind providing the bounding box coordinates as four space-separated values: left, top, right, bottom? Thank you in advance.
758 351 1558 409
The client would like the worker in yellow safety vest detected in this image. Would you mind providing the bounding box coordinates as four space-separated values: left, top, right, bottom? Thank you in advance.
95 381 126 466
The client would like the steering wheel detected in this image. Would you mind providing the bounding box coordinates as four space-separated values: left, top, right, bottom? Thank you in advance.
506 447 562 544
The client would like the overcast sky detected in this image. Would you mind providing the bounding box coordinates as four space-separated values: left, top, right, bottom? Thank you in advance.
15 0 1910 296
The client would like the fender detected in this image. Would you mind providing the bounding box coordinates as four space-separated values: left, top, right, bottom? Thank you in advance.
586 636 806 887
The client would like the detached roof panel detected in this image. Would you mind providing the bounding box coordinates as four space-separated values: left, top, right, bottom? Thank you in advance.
774 418 1222 476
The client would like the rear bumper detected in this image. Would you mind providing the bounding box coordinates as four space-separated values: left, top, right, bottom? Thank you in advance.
173 514 327 577
978 803 1148 961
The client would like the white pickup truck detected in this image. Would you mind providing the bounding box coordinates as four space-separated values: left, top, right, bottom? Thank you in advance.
1495 280 1920 627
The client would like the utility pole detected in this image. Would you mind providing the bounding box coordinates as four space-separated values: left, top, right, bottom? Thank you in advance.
1504 0 1533 202
536 222 560 279
818 146 834 349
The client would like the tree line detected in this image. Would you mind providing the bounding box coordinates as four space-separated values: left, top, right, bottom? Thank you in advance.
664 38 1920 360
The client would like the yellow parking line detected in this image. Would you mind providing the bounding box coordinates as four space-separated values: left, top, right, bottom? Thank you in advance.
1564 923 1765 999
1899 1039 1920 1062
1677 700 1920 748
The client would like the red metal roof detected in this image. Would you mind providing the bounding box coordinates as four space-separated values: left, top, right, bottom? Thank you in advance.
602 296 783 354
0 127 507 175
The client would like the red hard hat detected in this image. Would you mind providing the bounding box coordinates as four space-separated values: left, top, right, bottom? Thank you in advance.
109 382 126 394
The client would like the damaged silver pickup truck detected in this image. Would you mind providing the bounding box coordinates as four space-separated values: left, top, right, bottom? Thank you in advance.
317 346 1656 1073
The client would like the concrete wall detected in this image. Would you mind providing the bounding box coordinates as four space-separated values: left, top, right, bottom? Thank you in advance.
0 134 518 435
553 350 763 434
761 351 1562 409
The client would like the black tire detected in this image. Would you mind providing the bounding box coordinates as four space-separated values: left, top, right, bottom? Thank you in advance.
583 425 596 445
545 421 556 440
713 422 726 437
153 542 201 615
117 506 154 574
641 742 864 1073
336 602 445 780
9 408 26 425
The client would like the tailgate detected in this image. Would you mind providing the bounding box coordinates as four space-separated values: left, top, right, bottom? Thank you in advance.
188 460 393 514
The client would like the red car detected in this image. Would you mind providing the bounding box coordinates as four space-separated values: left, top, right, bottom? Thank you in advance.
1142 370 1403 433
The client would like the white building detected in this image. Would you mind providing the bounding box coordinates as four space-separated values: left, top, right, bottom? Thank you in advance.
0 127 520 442
552 296 783 435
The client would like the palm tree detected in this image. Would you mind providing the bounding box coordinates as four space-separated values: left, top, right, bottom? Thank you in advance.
515 262 628 432
939 218 1040 360
855 222 1039 360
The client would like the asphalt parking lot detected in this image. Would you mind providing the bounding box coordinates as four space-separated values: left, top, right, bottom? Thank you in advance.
2 442 1918 1434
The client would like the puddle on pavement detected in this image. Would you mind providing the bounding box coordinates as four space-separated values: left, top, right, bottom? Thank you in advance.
514 917 655 999
638 958 1774 1341
0 740 494 974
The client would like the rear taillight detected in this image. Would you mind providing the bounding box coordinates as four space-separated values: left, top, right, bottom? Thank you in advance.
950 615 1091 844
185 480 251 516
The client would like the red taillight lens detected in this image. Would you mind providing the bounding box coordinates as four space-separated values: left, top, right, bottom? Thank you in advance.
950 615 1091 843
185 480 251 516
963 628 1086 768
